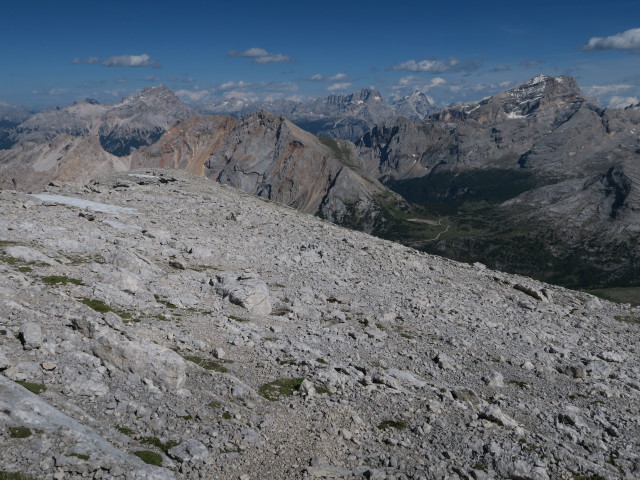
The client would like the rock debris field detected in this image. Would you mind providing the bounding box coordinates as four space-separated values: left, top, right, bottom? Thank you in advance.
0 169 638 480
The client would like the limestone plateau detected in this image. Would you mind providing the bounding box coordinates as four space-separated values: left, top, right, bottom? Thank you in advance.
0 170 638 480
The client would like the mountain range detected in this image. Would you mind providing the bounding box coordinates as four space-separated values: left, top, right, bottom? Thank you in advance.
201 89 435 141
0 76 638 290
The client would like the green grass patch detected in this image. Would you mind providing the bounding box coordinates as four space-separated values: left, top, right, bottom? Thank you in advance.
117 426 135 436
79 298 131 319
139 437 178 455
132 450 163 466
222 412 233 420
0 255 19 265
41 275 83 286
277 358 297 366
18 267 32 273
258 378 304 401
0 472 36 480
316 358 328 365
208 401 222 409
183 355 230 373
9 427 32 438
377 419 408 430
68 453 90 461
16 381 46 394
154 294 177 309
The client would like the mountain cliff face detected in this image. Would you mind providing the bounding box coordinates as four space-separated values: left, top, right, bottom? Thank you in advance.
129 115 238 176
132 111 407 232
354 75 640 287
4 86 196 156
0 134 128 192
98 86 197 156
358 75 599 182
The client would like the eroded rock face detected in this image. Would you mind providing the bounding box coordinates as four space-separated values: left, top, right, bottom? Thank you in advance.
214 272 272 316
91 332 187 390
0 169 637 480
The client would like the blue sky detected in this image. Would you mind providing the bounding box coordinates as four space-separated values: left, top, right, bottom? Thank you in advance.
2 0 640 109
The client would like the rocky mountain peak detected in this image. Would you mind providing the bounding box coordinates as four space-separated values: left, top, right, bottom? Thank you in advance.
326 88 384 108
506 74 582 108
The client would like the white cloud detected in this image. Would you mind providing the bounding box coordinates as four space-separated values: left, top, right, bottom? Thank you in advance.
582 28 640 51
309 72 348 82
176 89 212 102
102 54 158 67
585 84 634 95
492 65 511 72
72 54 159 67
219 80 250 90
327 82 352 92
608 96 639 108
392 76 446 93
392 57 480 73
239 48 270 57
143 75 161 82
398 76 417 86
254 54 292 64
229 48 293 64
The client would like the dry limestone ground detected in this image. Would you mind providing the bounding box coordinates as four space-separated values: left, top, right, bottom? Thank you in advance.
0 169 638 480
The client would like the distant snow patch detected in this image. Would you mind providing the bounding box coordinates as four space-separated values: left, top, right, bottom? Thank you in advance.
506 111 527 119
31 194 137 214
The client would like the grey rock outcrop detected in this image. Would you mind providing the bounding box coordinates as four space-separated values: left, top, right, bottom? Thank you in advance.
215 272 272 315
91 332 187 390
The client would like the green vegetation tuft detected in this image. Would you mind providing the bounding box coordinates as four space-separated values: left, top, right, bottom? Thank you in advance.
0 472 36 480
68 453 90 461
377 419 408 430
208 401 222 409
15 381 46 394
9 427 32 438
139 436 178 455
258 378 304 401
79 298 130 318
154 294 177 309
132 450 163 466
117 426 135 436
183 355 229 373
222 412 233 420
41 275 83 286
